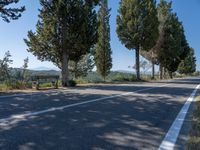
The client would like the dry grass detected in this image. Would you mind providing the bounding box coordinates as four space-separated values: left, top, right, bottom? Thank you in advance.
187 92 200 150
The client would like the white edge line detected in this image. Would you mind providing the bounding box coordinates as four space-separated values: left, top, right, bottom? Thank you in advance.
0 84 170 124
158 84 200 150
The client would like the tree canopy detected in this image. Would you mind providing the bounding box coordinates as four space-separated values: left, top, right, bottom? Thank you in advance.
178 48 196 74
25 0 99 86
116 0 159 80
0 51 13 81
0 0 25 22
95 0 112 80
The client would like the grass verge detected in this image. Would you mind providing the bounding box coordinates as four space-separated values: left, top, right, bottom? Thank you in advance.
187 92 200 149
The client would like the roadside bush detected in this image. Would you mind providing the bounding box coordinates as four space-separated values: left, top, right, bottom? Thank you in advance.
86 72 104 83
75 77 89 84
107 72 136 82
0 84 9 91
3 80 32 90
69 80 77 87
39 82 52 88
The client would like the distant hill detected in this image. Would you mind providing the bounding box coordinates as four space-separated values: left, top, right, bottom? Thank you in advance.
31 66 60 71
30 70 61 76
115 70 135 74
10 68 61 77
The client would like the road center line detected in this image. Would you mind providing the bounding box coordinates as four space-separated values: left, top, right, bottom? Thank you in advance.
0 84 170 124
158 84 200 150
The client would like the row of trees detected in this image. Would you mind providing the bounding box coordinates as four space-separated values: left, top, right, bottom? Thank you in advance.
117 0 196 80
0 0 197 86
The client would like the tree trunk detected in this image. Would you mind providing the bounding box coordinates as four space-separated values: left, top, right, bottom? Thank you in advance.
61 51 69 87
103 76 106 83
74 61 78 79
152 61 155 79
164 68 167 79
135 47 140 80
169 71 173 79
159 64 163 80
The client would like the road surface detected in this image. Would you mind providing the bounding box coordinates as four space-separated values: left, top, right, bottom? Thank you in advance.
0 77 199 150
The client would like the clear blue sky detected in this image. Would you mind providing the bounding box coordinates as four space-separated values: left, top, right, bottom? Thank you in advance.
0 0 199 71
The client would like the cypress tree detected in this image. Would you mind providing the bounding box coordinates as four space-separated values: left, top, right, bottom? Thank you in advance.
95 0 112 81
117 0 159 80
158 12 186 78
156 0 190 79
0 0 25 22
178 48 196 74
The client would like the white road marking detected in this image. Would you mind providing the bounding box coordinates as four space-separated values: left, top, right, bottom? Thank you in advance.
0 84 170 124
158 84 200 150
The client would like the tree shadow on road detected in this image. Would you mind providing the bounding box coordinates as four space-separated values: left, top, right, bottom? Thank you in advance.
0 86 188 150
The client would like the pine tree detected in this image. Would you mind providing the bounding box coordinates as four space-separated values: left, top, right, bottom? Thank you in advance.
0 0 25 22
117 0 159 80
95 0 112 81
24 0 99 86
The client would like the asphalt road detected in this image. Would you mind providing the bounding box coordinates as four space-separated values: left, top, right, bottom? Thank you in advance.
0 77 199 150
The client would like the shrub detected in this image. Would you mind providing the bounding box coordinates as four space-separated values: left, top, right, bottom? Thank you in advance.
69 80 77 87
75 77 89 84
4 80 32 90
107 72 136 82
39 82 52 88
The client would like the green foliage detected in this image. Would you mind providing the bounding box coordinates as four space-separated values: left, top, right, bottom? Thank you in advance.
116 0 159 80
95 0 112 80
0 51 13 81
107 72 136 82
69 53 94 79
68 80 77 87
86 72 104 83
75 71 137 83
0 0 25 22
117 0 159 50
178 48 196 74
0 84 10 91
24 0 99 86
3 80 32 90
39 82 53 88
20 57 29 81
159 13 183 72
75 77 89 84
156 0 190 78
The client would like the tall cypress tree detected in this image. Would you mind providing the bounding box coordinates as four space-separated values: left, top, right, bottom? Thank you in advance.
117 0 159 80
158 12 186 78
25 0 99 86
0 0 25 22
95 0 112 81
